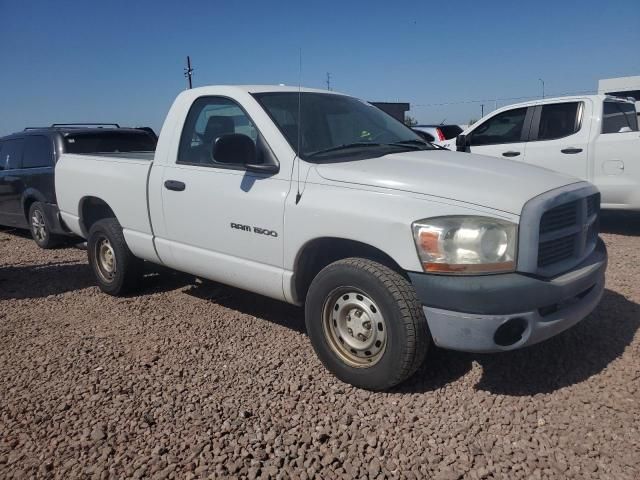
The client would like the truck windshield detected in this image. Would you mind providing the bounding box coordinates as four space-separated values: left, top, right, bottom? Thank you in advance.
64 131 157 154
253 92 433 161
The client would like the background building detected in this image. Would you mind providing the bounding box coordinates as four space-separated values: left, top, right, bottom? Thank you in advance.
370 102 410 123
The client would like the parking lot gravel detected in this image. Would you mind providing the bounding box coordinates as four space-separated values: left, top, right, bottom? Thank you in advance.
0 214 638 480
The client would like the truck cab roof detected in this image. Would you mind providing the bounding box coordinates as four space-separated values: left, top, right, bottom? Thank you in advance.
186 85 344 95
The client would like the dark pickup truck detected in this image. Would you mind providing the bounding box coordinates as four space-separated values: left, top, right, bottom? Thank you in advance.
0 124 156 248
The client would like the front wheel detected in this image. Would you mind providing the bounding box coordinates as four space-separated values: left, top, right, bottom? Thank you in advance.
305 258 430 390
87 218 143 296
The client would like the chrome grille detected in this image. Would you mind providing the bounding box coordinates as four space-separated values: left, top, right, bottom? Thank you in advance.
536 193 600 274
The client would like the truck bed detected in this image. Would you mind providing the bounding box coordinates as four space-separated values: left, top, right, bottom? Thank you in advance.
55 152 157 261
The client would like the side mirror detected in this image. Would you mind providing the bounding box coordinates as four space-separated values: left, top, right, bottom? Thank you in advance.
245 163 279 174
212 133 279 174
456 134 469 152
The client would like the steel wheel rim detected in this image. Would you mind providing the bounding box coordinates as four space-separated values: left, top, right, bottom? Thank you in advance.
95 237 117 283
31 210 47 242
322 288 387 367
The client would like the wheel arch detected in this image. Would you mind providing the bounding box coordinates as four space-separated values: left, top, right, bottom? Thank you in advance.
292 237 406 304
78 196 117 237
21 189 47 223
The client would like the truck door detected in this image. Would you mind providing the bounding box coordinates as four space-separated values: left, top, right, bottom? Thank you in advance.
0 138 26 227
521 101 590 180
592 99 640 207
465 107 530 160
155 96 290 301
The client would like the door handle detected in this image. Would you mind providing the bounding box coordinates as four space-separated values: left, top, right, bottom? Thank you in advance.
502 151 520 157
561 148 583 154
164 180 186 191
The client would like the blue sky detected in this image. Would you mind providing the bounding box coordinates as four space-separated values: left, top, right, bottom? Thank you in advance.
0 0 638 135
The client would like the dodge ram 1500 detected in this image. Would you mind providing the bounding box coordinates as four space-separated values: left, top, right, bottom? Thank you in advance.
55 86 607 390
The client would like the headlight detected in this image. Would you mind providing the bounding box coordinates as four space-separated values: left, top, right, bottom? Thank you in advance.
412 216 517 274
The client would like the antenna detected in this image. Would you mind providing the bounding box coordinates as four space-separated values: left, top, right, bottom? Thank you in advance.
184 56 194 89
326 72 331 91
295 49 303 204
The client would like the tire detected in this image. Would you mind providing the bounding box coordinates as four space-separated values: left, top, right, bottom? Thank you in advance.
87 218 143 296
28 202 62 249
305 257 430 390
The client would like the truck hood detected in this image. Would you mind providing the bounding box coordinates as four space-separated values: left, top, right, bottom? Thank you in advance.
314 150 579 215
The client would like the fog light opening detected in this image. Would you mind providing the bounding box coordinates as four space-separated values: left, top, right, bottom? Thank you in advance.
494 317 528 347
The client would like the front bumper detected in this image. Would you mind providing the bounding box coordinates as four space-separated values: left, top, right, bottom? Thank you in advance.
408 239 607 353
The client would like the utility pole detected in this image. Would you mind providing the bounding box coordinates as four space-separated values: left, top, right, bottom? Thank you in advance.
538 78 545 99
481 103 484 118
326 72 332 91
184 56 194 89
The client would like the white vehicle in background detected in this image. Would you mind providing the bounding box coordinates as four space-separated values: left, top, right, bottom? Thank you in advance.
456 95 640 210
412 124 463 149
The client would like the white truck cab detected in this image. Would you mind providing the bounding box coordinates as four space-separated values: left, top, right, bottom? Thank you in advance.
55 86 607 390
456 95 640 210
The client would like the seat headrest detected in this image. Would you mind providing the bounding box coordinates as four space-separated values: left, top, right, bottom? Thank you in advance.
204 116 235 143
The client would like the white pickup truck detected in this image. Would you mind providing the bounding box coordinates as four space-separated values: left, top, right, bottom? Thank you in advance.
456 95 640 210
55 86 607 390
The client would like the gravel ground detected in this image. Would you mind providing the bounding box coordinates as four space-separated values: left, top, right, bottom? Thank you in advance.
0 214 638 480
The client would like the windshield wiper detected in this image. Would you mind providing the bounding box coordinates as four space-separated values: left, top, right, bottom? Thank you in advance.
307 140 434 158
431 143 450 150
394 139 428 145
394 139 450 150
386 140 430 150
307 142 387 157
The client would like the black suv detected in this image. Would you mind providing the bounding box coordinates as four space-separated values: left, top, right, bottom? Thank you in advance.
0 124 156 248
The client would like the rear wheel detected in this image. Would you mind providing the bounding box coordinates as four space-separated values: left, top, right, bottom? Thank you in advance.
29 202 62 249
305 258 430 390
87 218 143 296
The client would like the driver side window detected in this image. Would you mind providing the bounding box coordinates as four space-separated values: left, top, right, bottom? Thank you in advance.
470 108 527 146
178 96 258 166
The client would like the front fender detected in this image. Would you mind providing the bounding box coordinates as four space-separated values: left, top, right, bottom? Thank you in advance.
284 178 519 274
